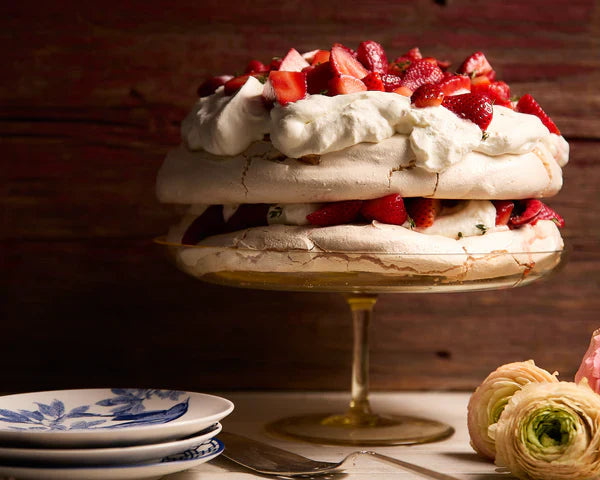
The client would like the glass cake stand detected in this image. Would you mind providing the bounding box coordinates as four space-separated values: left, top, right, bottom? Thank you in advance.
156 237 565 446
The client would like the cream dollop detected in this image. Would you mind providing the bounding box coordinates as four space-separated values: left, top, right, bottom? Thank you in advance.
417 200 498 239
182 77 270 156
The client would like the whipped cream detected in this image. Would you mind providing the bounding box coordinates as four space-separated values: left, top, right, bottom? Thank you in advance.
182 86 562 175
182 77 269 156
417 200 499 239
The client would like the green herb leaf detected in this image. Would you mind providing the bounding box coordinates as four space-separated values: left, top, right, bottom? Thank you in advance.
408 217 416 229
476 224 488 235
457 231 463 239
268 206 283 219
482 131 490 141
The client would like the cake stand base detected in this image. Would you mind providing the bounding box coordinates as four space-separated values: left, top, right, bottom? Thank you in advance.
266 412 454 446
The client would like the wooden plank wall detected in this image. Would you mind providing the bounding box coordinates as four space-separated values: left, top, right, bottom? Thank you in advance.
2 0 600 394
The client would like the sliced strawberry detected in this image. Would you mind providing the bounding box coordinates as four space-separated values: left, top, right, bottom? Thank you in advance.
328 74 367 95
485 70 497 82
516 94 561 135
442 92 494 130
388 60 410 76
535 203 565 228
458 51 493 77
509 199 544 227
492 200 515 226
269 57 282 71
245 60 269 73
399 59 444 91
436 59 452 70
472 80 512 108
411 84 444 107
362 71 385 91
393 86 413 97
381 73 403 92
405 198 442 228
470 75 491 89
306 200 363 227
224 74 256 95
197 75 234 97
361 194 408 225
330 45 369 79
279 48 310 72
394 47 422 64
301 49 319 63
332 42 357 57
311 49 330 65
304 62 333 95
357 40 388 74
263 71 307 106
437 74 471 95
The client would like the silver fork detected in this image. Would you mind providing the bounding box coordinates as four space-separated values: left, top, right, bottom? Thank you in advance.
219 432 461 479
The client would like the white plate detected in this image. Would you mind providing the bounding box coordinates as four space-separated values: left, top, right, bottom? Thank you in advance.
0 423 221 466
0 438 223 480
0 389 233 447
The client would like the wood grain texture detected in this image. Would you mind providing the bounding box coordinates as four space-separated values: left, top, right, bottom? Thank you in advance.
2 0 600 393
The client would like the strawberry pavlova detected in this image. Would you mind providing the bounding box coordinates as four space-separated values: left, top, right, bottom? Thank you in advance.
157 42 568 282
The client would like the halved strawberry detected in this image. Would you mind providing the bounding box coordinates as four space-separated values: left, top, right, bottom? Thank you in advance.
458 51 493 77
362 71 385 91
330 44 369 79
536 203 565 228
393 86 413 97
304 62 333 94
357 40 388 74
472 80 512 108
306 200 363 226
197 75 234 97
437 74 471 96
442 92 494 130
224 74 254 95
411 84 444 107
263 71 307 106
311 49 330 65
328 74 367 95
332 42 357 57
361 194 407 225
405 198 442 228
381 73 403 92
279 48 310 72
509 199 544 226
393 47 422 65
399 59 444 91
492 200 515 226
470 75 491 89
245 60 269 73
516 94 561 135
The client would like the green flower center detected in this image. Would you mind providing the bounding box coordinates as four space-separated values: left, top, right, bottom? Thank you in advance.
525 408 575 449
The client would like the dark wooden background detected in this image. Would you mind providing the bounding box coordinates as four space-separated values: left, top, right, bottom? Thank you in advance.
2 0 600 394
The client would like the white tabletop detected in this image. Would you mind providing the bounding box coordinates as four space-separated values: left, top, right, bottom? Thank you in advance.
164 391 513 479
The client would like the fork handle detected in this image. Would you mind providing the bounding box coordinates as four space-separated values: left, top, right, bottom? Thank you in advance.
364 451 463 480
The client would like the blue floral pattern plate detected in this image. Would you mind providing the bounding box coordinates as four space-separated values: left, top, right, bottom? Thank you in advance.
0 389 233 447
0 423 221 466
0 438 224 480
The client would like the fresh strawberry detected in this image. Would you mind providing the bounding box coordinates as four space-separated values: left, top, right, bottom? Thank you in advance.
405 198 442 228
263 71 307 106
279 48 310 72
301 49 319 63
516 94 561 135
362 71 385 91
436 74 471 95
269 57 282 71
399 59 444 91
458 51 493 77
304 62 333 94
197 75 234 97
436 59 452 70
224 74 253 95
328 74 367 95
393 86 413 97
332 42 357 57
245 60 269 73
381 73 403 92
311 49 330 65
535 203 565 228
492 200 515 226
472 80 512 108
442 92 494 130
361 194 408 225
509 199 544 226
388 61 410 76
306 200 363 227
394 47 422 63
485 70 497 82
470 75 491 89
330 44 369 79
411 84 444 107
357 40 388 74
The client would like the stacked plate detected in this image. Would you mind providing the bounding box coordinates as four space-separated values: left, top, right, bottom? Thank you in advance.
0 388 233 479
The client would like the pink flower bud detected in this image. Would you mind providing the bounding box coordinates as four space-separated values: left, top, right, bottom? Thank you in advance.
575 329 600 393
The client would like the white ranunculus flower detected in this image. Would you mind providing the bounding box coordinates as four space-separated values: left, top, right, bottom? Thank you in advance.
493 381 600 480
467 360 558 459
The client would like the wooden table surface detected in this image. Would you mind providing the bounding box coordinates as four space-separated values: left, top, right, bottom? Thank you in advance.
2 1 600 394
